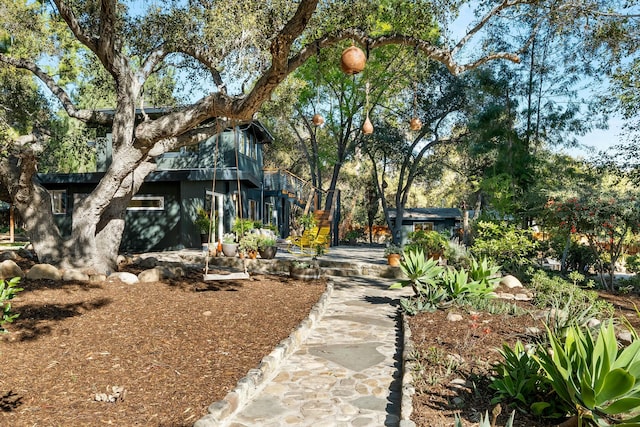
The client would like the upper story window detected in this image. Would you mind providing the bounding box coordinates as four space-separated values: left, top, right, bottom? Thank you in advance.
51 190 67 215
127 195 165 211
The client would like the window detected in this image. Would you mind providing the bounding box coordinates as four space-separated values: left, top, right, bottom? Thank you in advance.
413 222 434 232
127 195 164 211
51 190 67 215
265 202 275 225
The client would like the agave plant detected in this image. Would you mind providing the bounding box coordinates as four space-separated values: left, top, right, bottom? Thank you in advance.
441 267 496 300
535 320 640 426
468 256 502 289
454 407 515 427
389 248 444 297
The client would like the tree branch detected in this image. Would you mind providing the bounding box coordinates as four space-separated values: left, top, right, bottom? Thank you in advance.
0 54 113 125
52 0 97 50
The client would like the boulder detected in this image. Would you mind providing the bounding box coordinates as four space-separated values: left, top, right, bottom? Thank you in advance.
0 251 18 261
0 260 24 280
138 268 162 283
108 272 139 284
137 257 158 269
89 274 108 283
446 312 463 322
500 275 523 289
63 269 90 282
26 264 62 280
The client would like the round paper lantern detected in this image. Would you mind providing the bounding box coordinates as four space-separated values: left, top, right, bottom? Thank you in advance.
312 114 324 126
362 116 373 135
409 117 423 131
340 46 366 75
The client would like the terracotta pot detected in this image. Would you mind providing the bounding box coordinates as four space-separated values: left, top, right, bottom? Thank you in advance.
248 250 257 259
340 45 366 75
362 116 373 135
409 117 422 131
312 114 324 126
387 253 401 267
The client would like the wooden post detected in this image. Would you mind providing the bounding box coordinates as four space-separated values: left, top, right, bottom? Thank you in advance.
9 204 15 243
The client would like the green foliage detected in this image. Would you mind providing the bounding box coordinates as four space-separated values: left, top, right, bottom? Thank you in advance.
194 207 212 233
471 222 538 274
490 341 568 419
441 268 495 301
545 195 640 289
454 409 515 427
406 230 448 257
231 218 255 236
257 236 276 250
1 277 23 333
384 243 403 256
535 321 640 426
391 249 501 314
390 249 444 295
625 254 640 274
468 257 502 289
238 233 260 253
528 269 614 322
298 213 317 231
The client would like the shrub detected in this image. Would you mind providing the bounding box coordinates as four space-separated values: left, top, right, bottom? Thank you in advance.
406 230 448 258
528 269 614 321
625 254 640 274
1 277 23 333
471 221 537 274
490 341 568 419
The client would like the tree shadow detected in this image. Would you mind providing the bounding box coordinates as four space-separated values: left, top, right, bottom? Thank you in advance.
10 297 112 341
18 279 103 294
0 391 23 412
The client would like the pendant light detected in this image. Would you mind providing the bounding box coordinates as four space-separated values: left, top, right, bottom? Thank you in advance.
340 45 366 75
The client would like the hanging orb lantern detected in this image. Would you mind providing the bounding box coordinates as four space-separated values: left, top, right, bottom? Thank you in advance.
340 45 366 75
409 117 423 131
362 116 374 135
312 114 325 126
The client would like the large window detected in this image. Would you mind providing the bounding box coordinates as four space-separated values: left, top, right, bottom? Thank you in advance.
413 222 434 232
127 195 165 211
50 190 67 215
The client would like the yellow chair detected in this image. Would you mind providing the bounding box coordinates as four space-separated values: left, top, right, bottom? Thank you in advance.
287 226 331 255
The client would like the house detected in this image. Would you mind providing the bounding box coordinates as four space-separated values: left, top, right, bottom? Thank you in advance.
388 207 462 243
38 112 313 253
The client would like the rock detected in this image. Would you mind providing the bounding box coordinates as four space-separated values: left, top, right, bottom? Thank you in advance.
514 293 532 301
500 275 523 289
62 269 90 281
446 312 463 322
0 260 24 280
0 251 17 261
17 248 34 259
164 266 184 278
525 327 542 335
108 272 139 284
617 331 634 346
89 274 107 283
137 257 158 269
496 292 515 300
116 255 130 267
138 268 162 283
26 264 62 280
587 318 601 329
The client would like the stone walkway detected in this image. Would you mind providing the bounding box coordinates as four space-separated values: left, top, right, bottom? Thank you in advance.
194 274 413 427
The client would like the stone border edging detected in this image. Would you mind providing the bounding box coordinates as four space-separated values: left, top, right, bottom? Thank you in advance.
193 280 335 427
399 313 417 427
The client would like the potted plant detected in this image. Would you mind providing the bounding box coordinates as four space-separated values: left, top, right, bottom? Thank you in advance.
194 207 212 244
407 230 448 260
221 233 238 257
344 229 362 245
239 233 260 259
231 217 256 238
257 236 278 259
289 260 321 281
385 244 403 267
